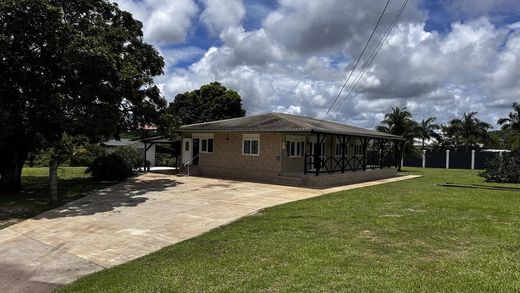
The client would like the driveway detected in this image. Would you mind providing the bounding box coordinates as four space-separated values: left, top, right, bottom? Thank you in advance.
0 173 418 292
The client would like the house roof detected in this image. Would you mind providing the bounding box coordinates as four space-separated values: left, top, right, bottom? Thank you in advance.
179 112 403 140
101 138 138 147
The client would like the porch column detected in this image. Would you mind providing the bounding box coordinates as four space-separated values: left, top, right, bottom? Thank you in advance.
315 132 321 176
341 135 346 173
380 139 385 169
362 137 368 171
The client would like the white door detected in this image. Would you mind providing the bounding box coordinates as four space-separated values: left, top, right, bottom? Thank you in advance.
182 138 192 164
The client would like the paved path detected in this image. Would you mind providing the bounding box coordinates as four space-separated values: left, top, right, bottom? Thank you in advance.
0 173 419 292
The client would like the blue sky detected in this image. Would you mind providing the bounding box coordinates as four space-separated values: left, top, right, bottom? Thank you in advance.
114 0 520 128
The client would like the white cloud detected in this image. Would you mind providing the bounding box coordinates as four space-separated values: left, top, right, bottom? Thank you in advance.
115 0 520 128
200 0 246 36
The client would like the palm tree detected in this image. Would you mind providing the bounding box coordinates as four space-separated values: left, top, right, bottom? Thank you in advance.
448 112 491 151
497 102 520 133
376 107 418 170
416 117 440 149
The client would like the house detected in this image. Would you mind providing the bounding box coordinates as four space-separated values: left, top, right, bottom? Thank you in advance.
178 112 404 186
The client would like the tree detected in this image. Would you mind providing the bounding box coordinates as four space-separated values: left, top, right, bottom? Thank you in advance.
498 102 520 133
0 0 166 201
447 112 491 151
165 82 246 125
376 107 418 170
416 117 440 149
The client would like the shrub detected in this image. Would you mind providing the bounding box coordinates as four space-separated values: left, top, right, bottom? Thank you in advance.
70 144 106 167
479 148 520 183
86 153 134 181
114 146 142 169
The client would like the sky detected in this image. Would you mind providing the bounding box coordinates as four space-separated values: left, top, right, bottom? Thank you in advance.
113 0 520 129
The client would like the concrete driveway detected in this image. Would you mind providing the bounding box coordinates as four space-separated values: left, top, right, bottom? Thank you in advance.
0 173 418 292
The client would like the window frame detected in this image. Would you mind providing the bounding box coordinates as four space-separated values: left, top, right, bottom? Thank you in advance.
286 135 305 158
194 133 214 154
242 134 260 156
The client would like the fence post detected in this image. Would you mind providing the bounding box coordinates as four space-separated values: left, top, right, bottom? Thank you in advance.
422 150 426 168
446 150 450 169
471 150 475 170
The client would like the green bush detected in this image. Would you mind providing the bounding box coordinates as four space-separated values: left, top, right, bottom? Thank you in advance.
86 153 134 181
70 144 106 167
479 148 520 183
114 146 142 169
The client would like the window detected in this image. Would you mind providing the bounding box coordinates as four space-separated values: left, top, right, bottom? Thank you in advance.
335 143 343 156
351 143 364 156
184 141 190 151
286 141 304 157
243 134 260 156
200 138 214 153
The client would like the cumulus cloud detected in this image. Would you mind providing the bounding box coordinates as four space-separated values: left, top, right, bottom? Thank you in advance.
200 0 246 35
114 0 198 44
115 0 520 128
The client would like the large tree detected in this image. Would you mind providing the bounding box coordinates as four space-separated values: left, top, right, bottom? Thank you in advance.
447 112 491 151
376 107 418 169
416 117 440 149
0 0 166 200
498 102 520 133
165 82 246 126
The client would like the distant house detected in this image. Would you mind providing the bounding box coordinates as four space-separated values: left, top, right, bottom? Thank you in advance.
177 112 403 186
101 138 156 167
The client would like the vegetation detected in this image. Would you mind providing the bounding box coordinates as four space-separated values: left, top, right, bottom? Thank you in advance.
446 112 491 151
162 82 246 126
86 151 137 181
60 168 520 292
0 0 166 201
0 167 116 229
497 102 520 132
480 148 520 183
416 117 440 149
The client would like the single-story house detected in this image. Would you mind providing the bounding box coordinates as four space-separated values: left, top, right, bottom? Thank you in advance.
178 112 404 186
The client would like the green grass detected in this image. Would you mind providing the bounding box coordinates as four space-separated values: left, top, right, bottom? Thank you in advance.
60 168 520 292
0 167 117 229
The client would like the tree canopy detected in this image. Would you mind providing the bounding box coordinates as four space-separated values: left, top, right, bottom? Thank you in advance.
0 0 166 193
164 82 246 126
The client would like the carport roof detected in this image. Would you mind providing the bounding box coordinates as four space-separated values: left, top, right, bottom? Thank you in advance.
179 112 403 140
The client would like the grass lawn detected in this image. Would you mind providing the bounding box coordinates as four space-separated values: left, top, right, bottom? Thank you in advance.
59 168 520 292
0 167 117 229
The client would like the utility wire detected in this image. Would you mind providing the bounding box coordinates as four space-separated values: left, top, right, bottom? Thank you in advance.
318 0 390 125
323 0 409 122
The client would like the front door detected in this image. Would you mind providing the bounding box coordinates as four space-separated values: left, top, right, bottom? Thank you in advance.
192 138 200 165
182 138 192 164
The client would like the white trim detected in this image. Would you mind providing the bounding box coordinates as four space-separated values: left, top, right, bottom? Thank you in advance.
192 133 214 139
242 134 260 156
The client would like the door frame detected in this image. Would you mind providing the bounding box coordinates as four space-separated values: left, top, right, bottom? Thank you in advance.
182 138 193 164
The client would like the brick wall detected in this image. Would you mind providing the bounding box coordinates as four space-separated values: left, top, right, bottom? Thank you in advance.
192 132 284 181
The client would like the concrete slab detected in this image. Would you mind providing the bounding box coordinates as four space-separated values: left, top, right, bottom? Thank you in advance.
0 173 420 292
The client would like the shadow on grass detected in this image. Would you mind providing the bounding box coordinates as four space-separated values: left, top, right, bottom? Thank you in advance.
33 177 182 219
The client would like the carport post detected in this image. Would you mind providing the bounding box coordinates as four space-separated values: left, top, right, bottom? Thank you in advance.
446 150 450 169
422 150 426 168
471 150 475 170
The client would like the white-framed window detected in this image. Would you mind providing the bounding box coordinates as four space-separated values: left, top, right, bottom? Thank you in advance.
286 135 305 157
335 138 347 156
243 134 260 156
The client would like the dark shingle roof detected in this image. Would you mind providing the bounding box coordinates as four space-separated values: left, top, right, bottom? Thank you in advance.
179 113 402 140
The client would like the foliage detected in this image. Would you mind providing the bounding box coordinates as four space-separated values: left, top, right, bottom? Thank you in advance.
70 144 107 167
376 107 419 161
113 146 142 169
446 112 491 151
164 82 246 126
497 102 520 133
416 117 440 149
86 153 135 181
479 148 520 183
0 0 166 192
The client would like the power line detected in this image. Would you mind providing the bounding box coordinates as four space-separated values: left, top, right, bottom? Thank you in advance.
323 0 409 122
318 0 390 125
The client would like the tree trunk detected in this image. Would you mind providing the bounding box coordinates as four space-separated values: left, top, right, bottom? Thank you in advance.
49 158 58 204
0 146 26 194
